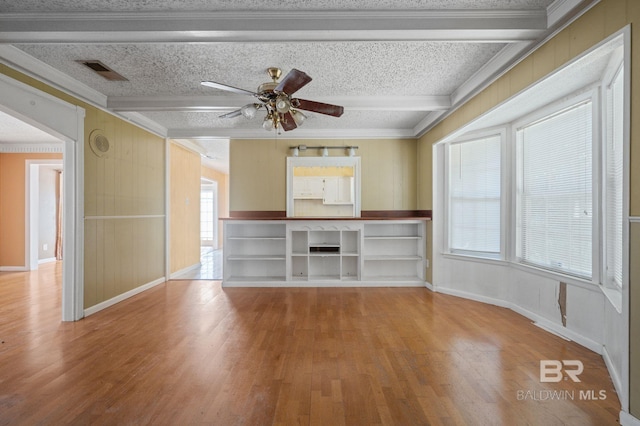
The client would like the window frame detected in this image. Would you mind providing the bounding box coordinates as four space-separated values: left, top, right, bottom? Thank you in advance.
444 127 507 261
601 53 625 292
512 88 600 283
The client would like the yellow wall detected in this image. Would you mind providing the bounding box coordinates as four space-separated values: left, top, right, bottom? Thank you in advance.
201 165 229 248
83 108 166 308
169 142 201 274
417 0 639 416
230 138 417 212
0 153 62 266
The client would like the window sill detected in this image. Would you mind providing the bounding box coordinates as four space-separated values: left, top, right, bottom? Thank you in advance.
511 261 600 293
442 252 506 267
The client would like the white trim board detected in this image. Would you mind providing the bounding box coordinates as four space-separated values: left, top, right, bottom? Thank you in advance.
621 411 640 426
83 277 166 317
431 284 603 355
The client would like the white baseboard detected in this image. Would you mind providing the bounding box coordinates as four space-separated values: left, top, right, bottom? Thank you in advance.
431 285 511 309
38 257 57 264
621 411 640 426
512 304 602 355
0 266 28 272
221 280 426 288
432 285 602 354
602 345 625 410
170 262 201 279
83 277 166 317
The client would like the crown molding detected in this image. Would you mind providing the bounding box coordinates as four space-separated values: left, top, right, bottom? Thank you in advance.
0 143 63 153
115 112 168 138
108 95 451 113
547 0 598 27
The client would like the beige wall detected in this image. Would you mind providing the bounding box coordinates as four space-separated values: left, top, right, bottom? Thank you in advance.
632 222 640 416
83 107 166 308
230 138 417 212
202 165 229 248
417 0 639 416
0 153 62 266
169 142 201 274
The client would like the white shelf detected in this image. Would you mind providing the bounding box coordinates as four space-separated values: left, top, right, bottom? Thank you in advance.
228 236 286 240
364 255 422 261
228 255 286 261
225 276 286 282
361 275 423 282
309 275 341 281
364 236 420 240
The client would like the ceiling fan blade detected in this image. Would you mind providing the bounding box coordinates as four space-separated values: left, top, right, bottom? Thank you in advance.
201 81 257 97
219 109 243 119
280 112 297 131
294 99 344 117
275 69 312 95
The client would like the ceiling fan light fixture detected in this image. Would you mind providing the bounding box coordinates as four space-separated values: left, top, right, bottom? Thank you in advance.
240 103 258 119
262 115 275 131
275 95 291 113
203 67 343 132
291 110 306 126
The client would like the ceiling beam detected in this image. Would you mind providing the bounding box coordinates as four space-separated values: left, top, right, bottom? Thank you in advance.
168 127 417 140
107 95 451 112
0 10 547 43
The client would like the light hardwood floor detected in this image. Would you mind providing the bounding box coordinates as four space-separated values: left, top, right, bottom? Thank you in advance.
0 262 620 425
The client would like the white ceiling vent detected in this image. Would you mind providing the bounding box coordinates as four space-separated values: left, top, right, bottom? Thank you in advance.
77 60 128 81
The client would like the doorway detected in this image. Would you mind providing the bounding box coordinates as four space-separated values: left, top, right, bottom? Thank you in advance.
201 178 218 251
0 73 85 321
28 161 64 270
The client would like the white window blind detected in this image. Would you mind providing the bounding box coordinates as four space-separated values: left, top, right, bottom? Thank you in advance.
605 67 624 287
448 135 501 256
516 101 593 278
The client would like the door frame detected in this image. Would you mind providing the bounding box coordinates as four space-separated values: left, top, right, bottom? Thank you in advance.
0 73 85 321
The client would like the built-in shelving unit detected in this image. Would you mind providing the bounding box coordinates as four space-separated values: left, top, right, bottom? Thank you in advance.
223 219 426 287
223 222 286 282
290 226 361 282
363 222 424 282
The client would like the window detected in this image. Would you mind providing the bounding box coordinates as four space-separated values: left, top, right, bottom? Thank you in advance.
604 64 624 288
201 188 214 243
516 100 593 279
447 134 501 257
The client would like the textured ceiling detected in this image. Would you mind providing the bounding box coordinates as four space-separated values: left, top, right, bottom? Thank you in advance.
0 110 63 144
0 0 596 171
15 42 505 98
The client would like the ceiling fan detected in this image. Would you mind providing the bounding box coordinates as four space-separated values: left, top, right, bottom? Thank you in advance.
201 67 344 132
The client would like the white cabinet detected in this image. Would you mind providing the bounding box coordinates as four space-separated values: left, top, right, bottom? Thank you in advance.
223 219 426 287
292 176 324 199
322 176 354 205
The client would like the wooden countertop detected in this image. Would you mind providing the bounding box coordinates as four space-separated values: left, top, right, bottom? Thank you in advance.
222 210 431 221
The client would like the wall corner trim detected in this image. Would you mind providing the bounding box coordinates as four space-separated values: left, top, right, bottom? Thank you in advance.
620 411 640 426
83 277 165 317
